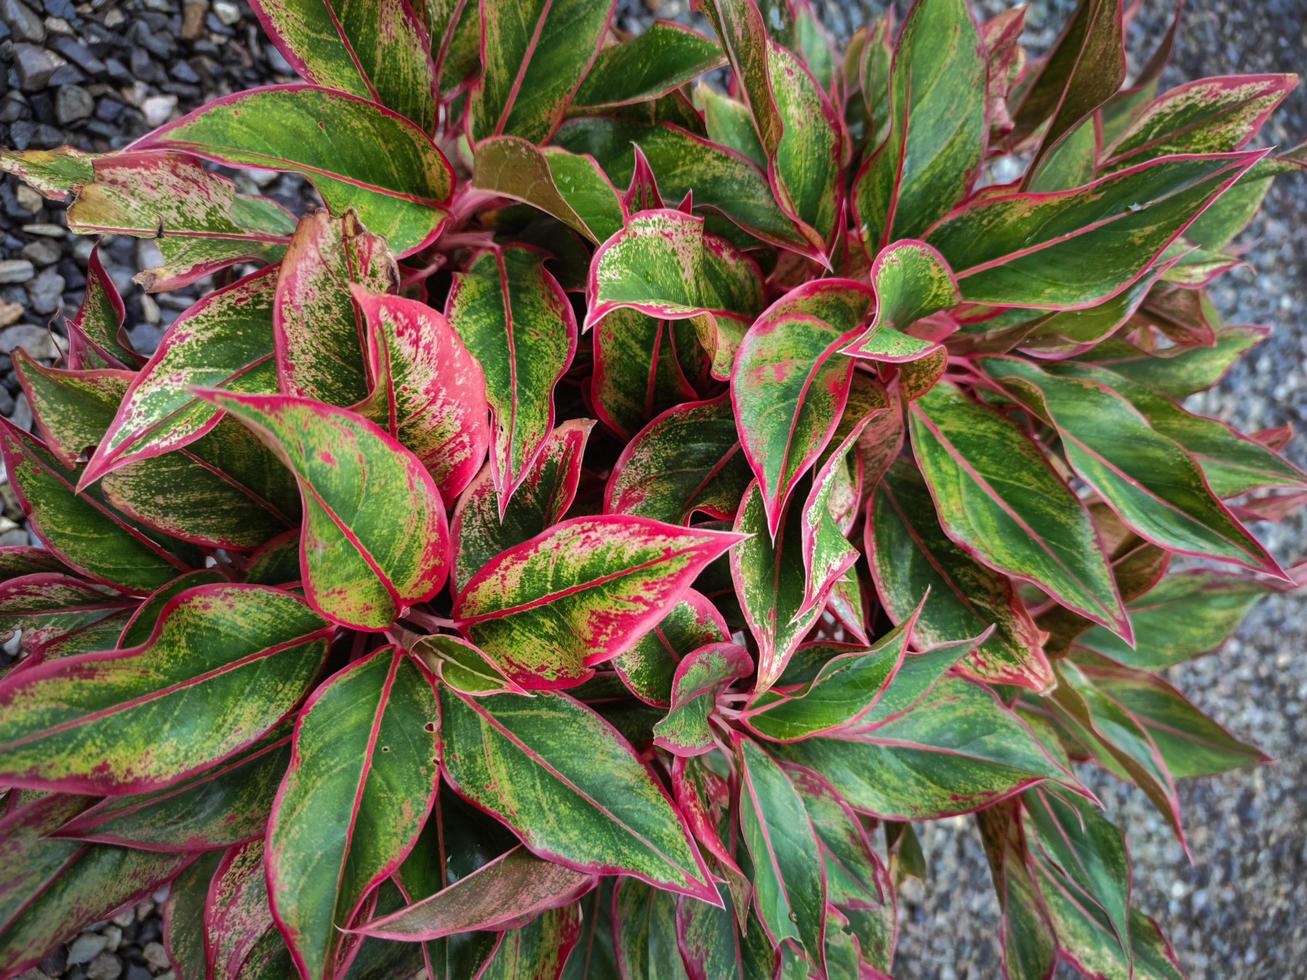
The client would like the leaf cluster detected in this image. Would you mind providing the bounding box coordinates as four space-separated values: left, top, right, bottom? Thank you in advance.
0 0 1303 977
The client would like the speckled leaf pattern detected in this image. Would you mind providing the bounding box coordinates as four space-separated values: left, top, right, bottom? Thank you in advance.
468 0 615 144
676 883 777 980
445 247 577 514
0 144 97 196
249 0 436 129
207 838 281 980
472 137 626 244
574 22 724 109
67 246 137 367
0 793 191 977
610 590 730 707
591 309 706 441
774 677 1076 819
438 687 715 900
737 736 826 964
11 354 131 468
141 85 454 254
0 573 133 662
1103 74 1296 169
841 241 959 376
356 845 592 941
0 420 191 594
266 647 438 980
743 612 917 743
605 395 751 526
731 481 822 695
976 802 1057 980
79 269 280 487
583 210 765 375
796 409 868 618
652 642 751 756
451 420 592 595
555 117 817 257
926 150 1264 309
353 291 490 501
479 904 582 980
274 210 396 408
983 357 1279 575
733 279 873 536
201 392 451 630
452 516 740 690
64 151 296 292
0 584 329 793
866 460 1055 692
855 0 986 246
164 850 225 980
55 730 291 851
612 878 690 980
909 382 1128 637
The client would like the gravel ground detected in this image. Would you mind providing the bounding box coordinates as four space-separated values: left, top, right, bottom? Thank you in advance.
0 1 1304 978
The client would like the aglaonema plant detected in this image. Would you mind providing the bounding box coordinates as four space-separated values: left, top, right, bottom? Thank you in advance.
0 0 1302 976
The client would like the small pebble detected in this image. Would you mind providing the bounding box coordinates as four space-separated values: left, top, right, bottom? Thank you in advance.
0 260 35 285
66 933 108 967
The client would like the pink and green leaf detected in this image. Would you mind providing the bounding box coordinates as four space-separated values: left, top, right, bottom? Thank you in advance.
610 590 730 707
0 572 136 661
652 642 752 756
452 515 740 690
573 22 725 110
266 646 439 980
411 633 527 697
591 308 707 441
438 687 716 901
206 838 282 980
66 245 138 368
0 584 329 793
199 392 451 631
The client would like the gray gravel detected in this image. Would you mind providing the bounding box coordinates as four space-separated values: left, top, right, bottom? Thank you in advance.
1 1 1304 978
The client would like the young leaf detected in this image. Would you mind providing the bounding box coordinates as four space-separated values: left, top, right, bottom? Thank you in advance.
438 687 716 901
611 590 730 708
652 642 752 756
468 0 615 144
451 419 592 594
854 0 987 246
866 461 1055 693
736 736 827 965
452 516 741 690
200 392 451 631
0 584 329 793
274 209 396 408
909 382 1128 637
266 647 439 980
140 85 454 254
249 0 436 129
840 240 959 368
445 247 577 514
66 245 137 367
733 279 871 536
479 905 582 980
354 290 490 501
412 633 526 697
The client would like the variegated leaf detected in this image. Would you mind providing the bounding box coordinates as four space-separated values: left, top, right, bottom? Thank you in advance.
652 642 751 756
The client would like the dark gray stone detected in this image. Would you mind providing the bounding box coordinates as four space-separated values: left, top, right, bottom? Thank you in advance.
0 0 45 42
12 41 62 90
54 83 93 124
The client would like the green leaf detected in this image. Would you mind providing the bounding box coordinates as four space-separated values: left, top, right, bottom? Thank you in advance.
977 802 1057 980
652 642 751 756
591 307 708 441
143 85 454 254
854 0 986 245
0 421 192 594
774 677 1077 819
63 151 296 292
66 246 138 367
209 393 450 630
452 515 740 690
611 590 730 707
0 584 329 793
472 137 626 244
733 279 871 535
737 736 827 962
353 290 491 501
584 209 765 380
452 419 592 594
556 116 815 257
909 382 1128 637
249 0 436 128
163 851 224 980
612 878 691 980
927 150 1265 309
438 687 716 900
744 612 917 743
841 241 959 371
274 210 396 408
866 460 1054 692
695 83 766 166
0 794 190 976
0 144 97 196
605 395 751 526
355 845 592 940
1104 74 1297 169
54 728 291 851
574 21 724 110
788 766 890 915
0 572 135 661
676 882 777 980
795 411 865 617
10 353 130 469
80 269 279 487
480 905 582 980
206 838 284 980
731 480 823 695
984 356 1280 575
412 633 526 697
117 568 228 648
468 0 615 144
266 647 438 980
446 247 577 512
1079 323 1267 398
